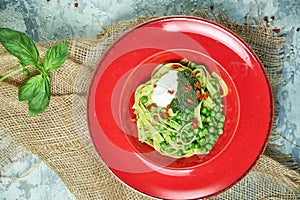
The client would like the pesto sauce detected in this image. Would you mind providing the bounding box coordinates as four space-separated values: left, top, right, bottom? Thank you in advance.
170 70 199 113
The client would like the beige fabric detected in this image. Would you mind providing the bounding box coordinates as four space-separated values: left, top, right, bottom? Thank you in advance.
0 11 299 199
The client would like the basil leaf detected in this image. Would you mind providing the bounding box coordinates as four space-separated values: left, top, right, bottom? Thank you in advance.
18 74 43 101
44 74 51 98
0 28 40 66
28 78 50 117
43 42 68 72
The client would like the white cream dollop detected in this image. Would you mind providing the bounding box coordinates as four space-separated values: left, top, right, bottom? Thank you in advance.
151 70 178 107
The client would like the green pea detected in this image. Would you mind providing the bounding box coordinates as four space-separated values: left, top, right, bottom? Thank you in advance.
187 131 194 137
203 124 209 129
175 115 182 120
201 115 206 122
213 93 220 99
214 105 220 112
158 126 165 131
210 80 217 86
184 145 191 150
217 122 224 129
193 142 200 149
166 148 175 153
177 149 183 157
171 136 176 141
193 128 200 135
189 62 197 69
216 98 222 103
174 118 180 123
208 121 215 127
199 131 204 138
199 138 205 145
205 116 211 123
160 141 167 149
140 96 148 104
206 110 211 117
187 115 193 121
197 130 203 137
201 107 208 115
209 127 216 134
190 143 195 149
216 112 223 120
213 135 219 142
208 134 214 142
201 147 208 154
217 128 224 135
202 128 208 135
206 143 212 151
210 110 216 117
220 115 226 122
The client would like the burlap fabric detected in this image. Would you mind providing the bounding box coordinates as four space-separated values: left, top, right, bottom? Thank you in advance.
1 10 300 199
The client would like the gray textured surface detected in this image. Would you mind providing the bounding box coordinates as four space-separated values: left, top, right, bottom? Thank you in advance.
0 0 299 199
0 155 74 199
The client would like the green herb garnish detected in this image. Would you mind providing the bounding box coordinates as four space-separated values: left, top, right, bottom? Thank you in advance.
0 28 68 116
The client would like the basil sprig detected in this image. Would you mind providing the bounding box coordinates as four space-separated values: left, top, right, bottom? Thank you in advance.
0 28 68 117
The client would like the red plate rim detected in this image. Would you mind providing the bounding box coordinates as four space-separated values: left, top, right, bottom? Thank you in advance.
86 16 274 199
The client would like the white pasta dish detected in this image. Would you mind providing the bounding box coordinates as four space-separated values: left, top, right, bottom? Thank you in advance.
132 59 228 158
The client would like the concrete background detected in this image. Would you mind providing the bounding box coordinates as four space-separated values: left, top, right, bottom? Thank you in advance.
0 0 299 199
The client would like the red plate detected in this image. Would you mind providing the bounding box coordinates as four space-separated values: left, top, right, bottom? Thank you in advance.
87 16 273 199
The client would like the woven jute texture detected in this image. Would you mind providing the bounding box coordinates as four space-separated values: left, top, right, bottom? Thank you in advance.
1 10 300 199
